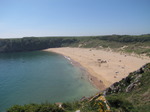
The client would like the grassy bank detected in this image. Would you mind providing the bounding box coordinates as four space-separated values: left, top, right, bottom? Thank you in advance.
106 63 150 112
68 35 150 57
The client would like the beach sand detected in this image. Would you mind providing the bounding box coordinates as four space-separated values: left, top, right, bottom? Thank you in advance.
44 47 150 90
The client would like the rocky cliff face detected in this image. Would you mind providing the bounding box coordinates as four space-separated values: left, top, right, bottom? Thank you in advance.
104 63 150 95
103 63 150 112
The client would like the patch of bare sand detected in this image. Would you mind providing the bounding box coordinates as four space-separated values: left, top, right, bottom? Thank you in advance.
44 47 150 90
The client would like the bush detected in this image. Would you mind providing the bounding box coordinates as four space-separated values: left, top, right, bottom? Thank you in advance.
7 104 64 112
106 95 135 112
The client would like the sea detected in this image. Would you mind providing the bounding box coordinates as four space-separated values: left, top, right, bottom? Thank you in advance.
0 51 98 111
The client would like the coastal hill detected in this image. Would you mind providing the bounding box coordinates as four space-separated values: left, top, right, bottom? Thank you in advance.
7 63 150 112
0 34 150 56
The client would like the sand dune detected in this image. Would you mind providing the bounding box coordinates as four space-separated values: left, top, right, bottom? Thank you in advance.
44 47 150 90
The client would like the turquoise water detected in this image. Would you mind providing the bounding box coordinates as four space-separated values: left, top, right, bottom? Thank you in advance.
0 51 98 111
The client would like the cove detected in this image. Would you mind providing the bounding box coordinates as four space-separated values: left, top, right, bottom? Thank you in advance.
0 51 98 111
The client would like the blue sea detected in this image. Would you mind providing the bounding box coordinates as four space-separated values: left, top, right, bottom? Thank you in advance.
0 51 98 111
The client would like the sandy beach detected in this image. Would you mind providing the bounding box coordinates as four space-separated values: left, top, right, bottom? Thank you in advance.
44 47 150 90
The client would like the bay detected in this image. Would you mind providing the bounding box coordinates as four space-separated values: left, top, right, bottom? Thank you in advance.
0 51 98 111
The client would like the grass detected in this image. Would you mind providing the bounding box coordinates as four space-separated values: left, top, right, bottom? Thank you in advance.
67 35 150 57
106 63 150 112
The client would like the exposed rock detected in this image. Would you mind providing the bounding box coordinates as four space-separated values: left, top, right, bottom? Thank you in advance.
126 83 135 92
103 88 112 95
124 76 131 84
103 64 149 95
134 74 142 81
136 68 144 74
113 82 119 86
99 80 103 83
80 96 87 101
55 102 63 108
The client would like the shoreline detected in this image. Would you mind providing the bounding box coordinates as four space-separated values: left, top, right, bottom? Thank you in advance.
63 55 106 90
44 47 150 90
49 51 105 90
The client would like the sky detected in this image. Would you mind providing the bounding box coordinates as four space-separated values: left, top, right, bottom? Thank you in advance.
0 0 150 38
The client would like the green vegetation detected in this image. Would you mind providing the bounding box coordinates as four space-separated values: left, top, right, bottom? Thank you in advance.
7 103 64 112
7 96 110 112
0 37 78 52
106 63 150 112
0 34 150 56
7 63 150 112
70 34 150 56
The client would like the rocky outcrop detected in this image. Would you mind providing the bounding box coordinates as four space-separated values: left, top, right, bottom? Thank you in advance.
125 74 142 92
103 64 149 95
